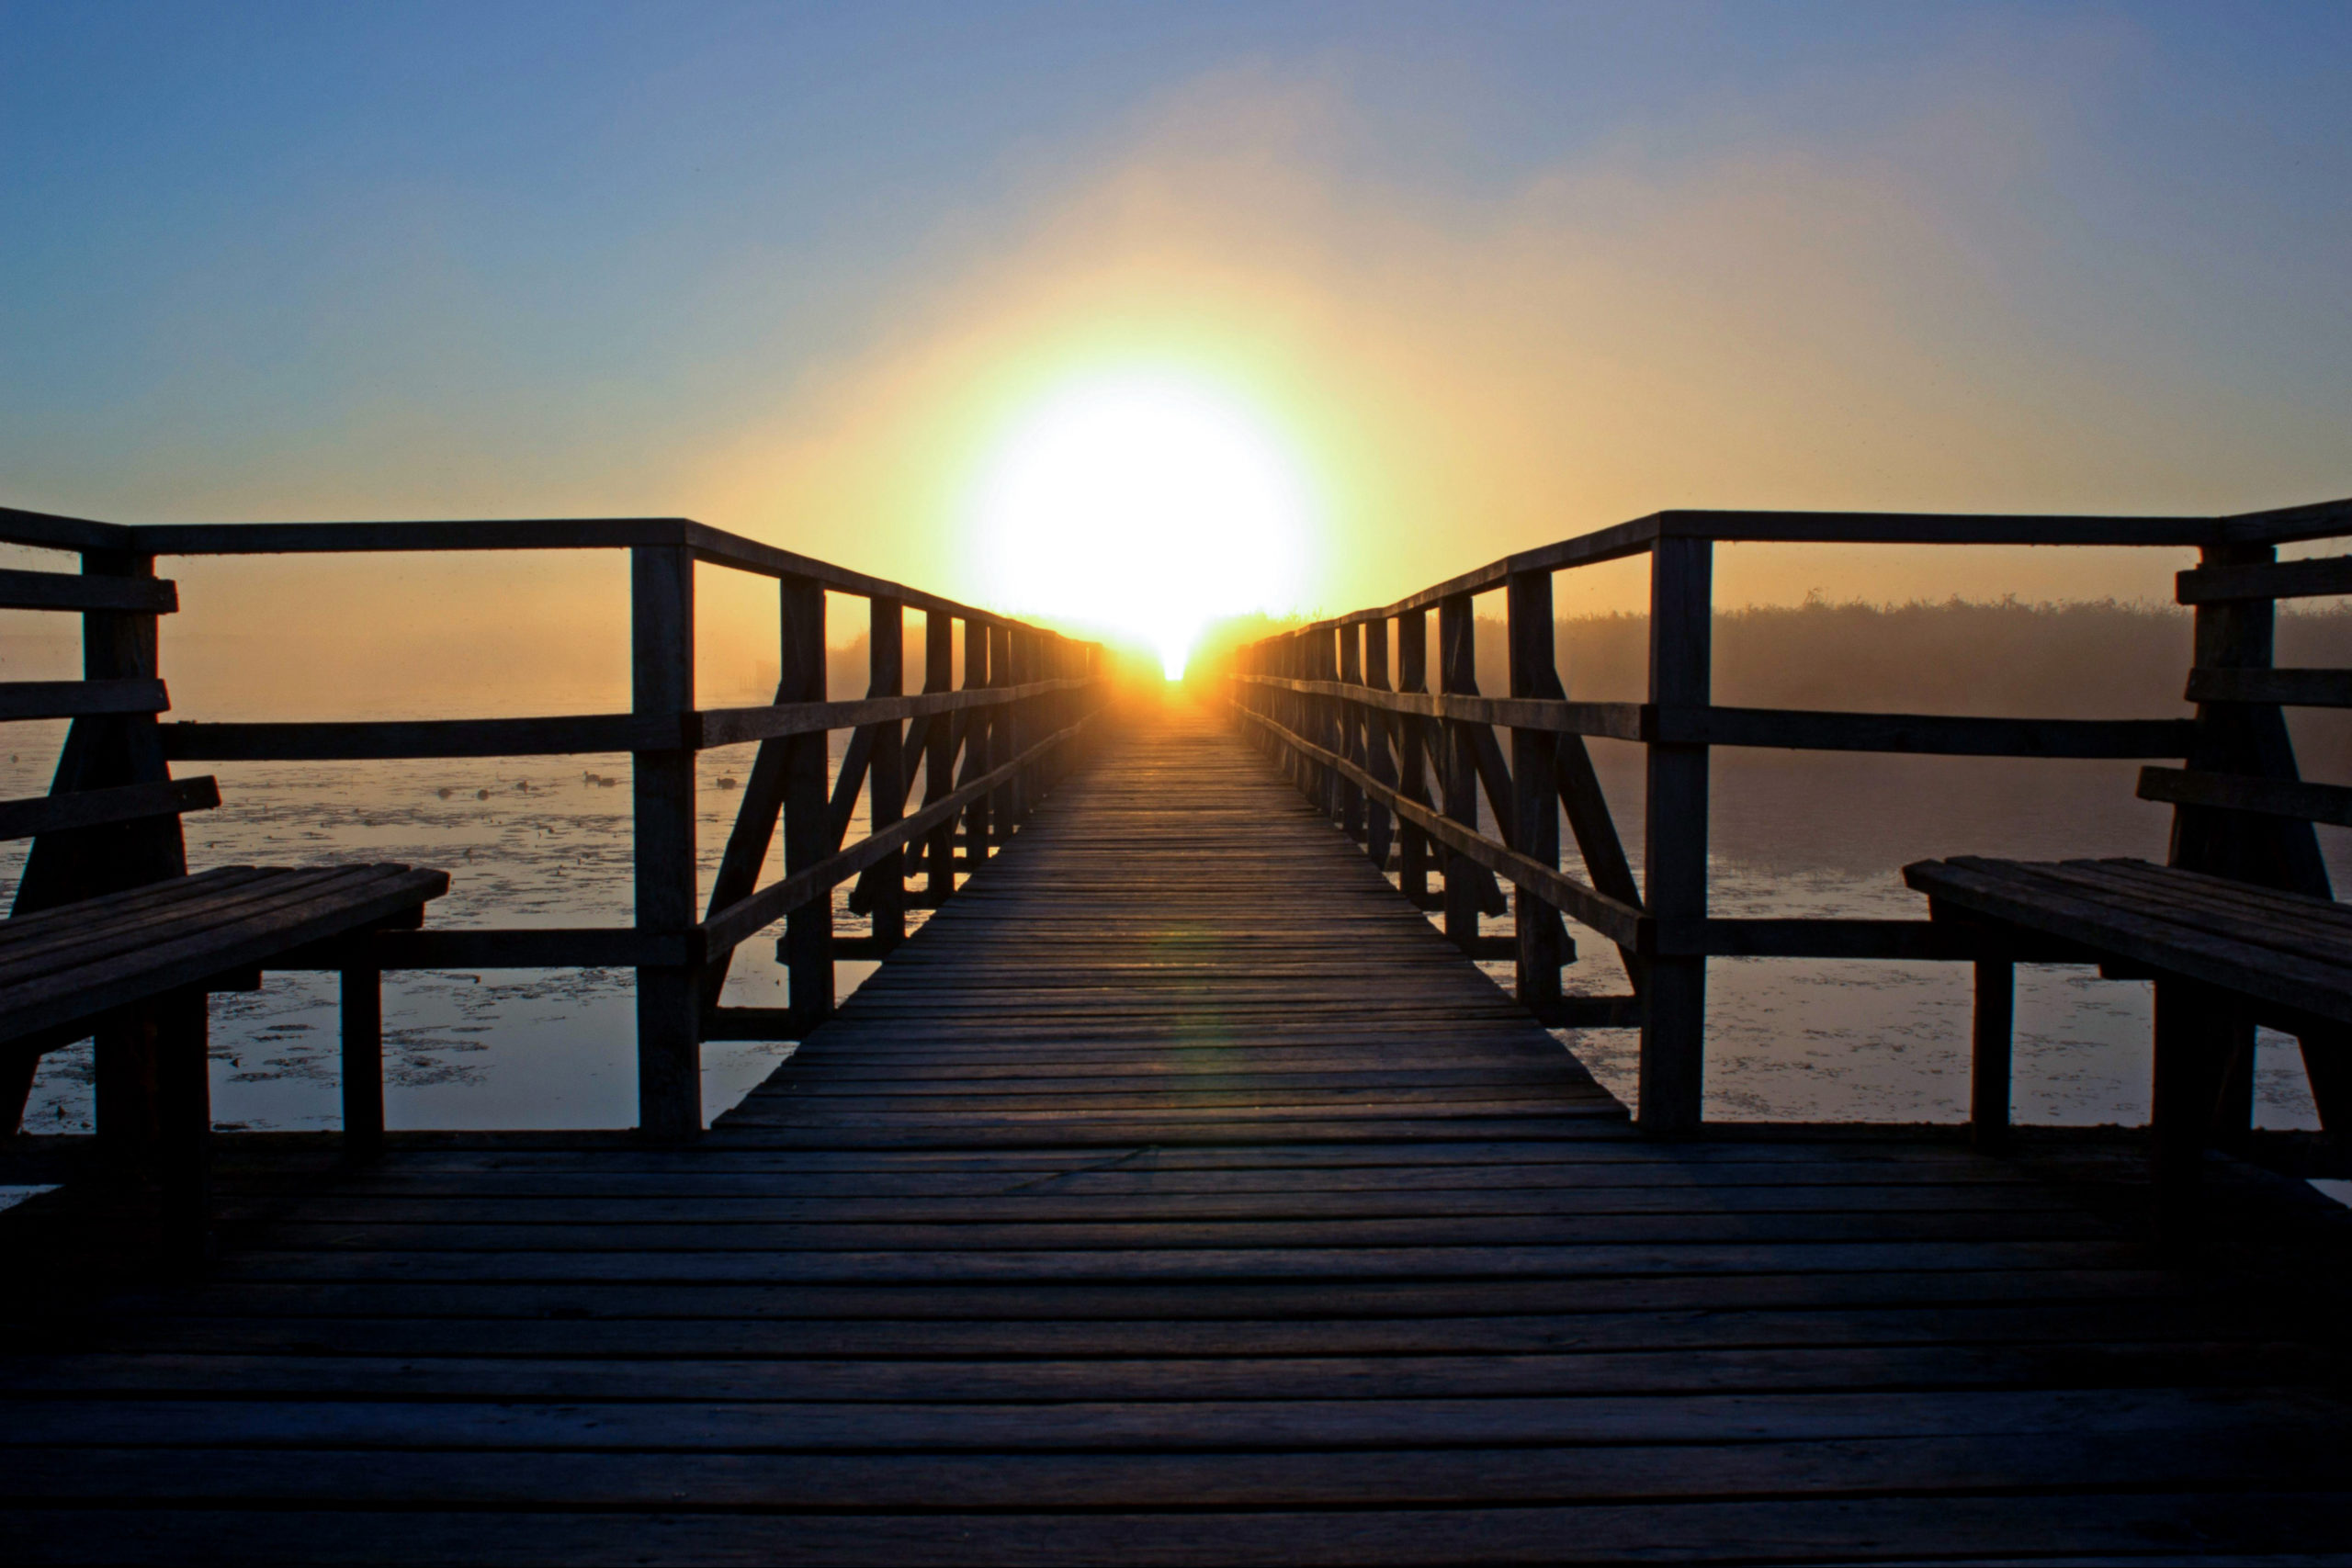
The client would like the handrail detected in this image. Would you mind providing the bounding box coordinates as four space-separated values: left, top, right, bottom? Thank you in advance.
698 710 1099 959
1234 674 2198 757
1284 496 2352 633
0 501 1110 1142
153 679 1100 761
1224 494 2352 1135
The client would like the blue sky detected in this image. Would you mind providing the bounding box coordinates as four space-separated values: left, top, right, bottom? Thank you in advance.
3 2 2347 617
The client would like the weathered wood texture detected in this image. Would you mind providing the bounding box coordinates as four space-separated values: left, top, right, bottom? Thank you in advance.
1906 856 2352 1029
3 702 2348 1562
0 863 447 1048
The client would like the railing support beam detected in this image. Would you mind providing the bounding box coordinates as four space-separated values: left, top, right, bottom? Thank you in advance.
1508 568 1565 1010
1397 611 1432 906
631 544 702 1140
1640 536 1711 1134
778 575 833 1030
865 597 906 953
1438 593 1483 950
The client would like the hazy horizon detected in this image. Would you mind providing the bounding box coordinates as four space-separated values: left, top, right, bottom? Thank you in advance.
6 2 2349 659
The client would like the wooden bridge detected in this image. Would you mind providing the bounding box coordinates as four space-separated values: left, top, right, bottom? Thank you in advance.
4 501 2352 1562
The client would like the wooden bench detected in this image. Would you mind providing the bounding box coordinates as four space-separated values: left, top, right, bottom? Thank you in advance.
1906 855 2348 1208
0 863 448 1111
0 540 448 1265
1905 534 2352 1223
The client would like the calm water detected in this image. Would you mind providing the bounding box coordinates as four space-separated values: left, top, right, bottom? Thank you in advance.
7 723 2336 1134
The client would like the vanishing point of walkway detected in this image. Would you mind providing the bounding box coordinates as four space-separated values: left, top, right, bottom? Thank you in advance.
6 700 2352 1562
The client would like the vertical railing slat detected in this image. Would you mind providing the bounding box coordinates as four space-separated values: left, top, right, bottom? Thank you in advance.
989 625 1015 835
631 544 702 1139
924 613 956 903
1396 611 1431 908
1363 616 1396 874
1507 568 1565 1011
1640 536 1712 1134
960 617 992 864
778 575 832 1028
866 597 906 953
1437 594 1482 950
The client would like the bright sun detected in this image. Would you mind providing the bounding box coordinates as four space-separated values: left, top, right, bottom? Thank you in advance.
970 372 1313 678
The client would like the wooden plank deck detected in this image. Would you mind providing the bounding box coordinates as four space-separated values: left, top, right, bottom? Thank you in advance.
6 697 2352 1562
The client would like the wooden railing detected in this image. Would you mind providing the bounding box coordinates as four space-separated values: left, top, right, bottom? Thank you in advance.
1224 495 2352 1133
0 504 1106 1139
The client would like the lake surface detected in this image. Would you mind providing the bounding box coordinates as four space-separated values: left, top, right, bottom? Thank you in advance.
7 720 2338 1135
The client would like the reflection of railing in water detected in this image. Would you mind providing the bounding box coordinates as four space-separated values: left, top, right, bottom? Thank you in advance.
0 504 1106 1140
1223 496 2352 1134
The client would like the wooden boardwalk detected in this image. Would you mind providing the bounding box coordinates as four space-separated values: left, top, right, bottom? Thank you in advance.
6 699 2352 1562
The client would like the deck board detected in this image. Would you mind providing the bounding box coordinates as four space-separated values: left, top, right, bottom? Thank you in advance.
4 698 2351 1562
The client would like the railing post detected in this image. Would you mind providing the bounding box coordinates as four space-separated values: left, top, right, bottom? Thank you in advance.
2154 540 2304 1189
1396 611 1431 907
1337 624 1366 842
779 574 832 1028
989 624 1016 833
866 597 906 953
924 612 955 903
1013 628 1037 820
2172 541 2328 897
631 544 701 1140
1640 536 1712 1134
1508 568 1565 1011
1438 593 1481 949
1363 615 1396 874
19 547 198 1207
1272 636 1294 782
1321 627 1347 818
962 617 992 863
1299 631 1319 801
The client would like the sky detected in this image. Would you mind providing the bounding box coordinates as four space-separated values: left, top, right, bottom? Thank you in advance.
3 1 2349 682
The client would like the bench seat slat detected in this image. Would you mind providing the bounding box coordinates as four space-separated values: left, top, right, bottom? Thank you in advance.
0 864 449 1049
2064 856 2352 933
1905 856 2352 1026
0 866 279 939
0 866 428 991
2005 861 2352 971
2046 859 2352 949
0 867 371 986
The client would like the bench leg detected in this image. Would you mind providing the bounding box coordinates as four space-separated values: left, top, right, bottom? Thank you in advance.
132 991 213 1279
341 963 383 1162
2296 1024 2351 1142
1 1045 37 1136
2214 1020 2256 1156
1971 958 2013 1149
2151 978 2233 1238
95 1006 166 1156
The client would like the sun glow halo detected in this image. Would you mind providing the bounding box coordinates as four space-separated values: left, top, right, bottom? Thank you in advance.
971 374 1311 678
